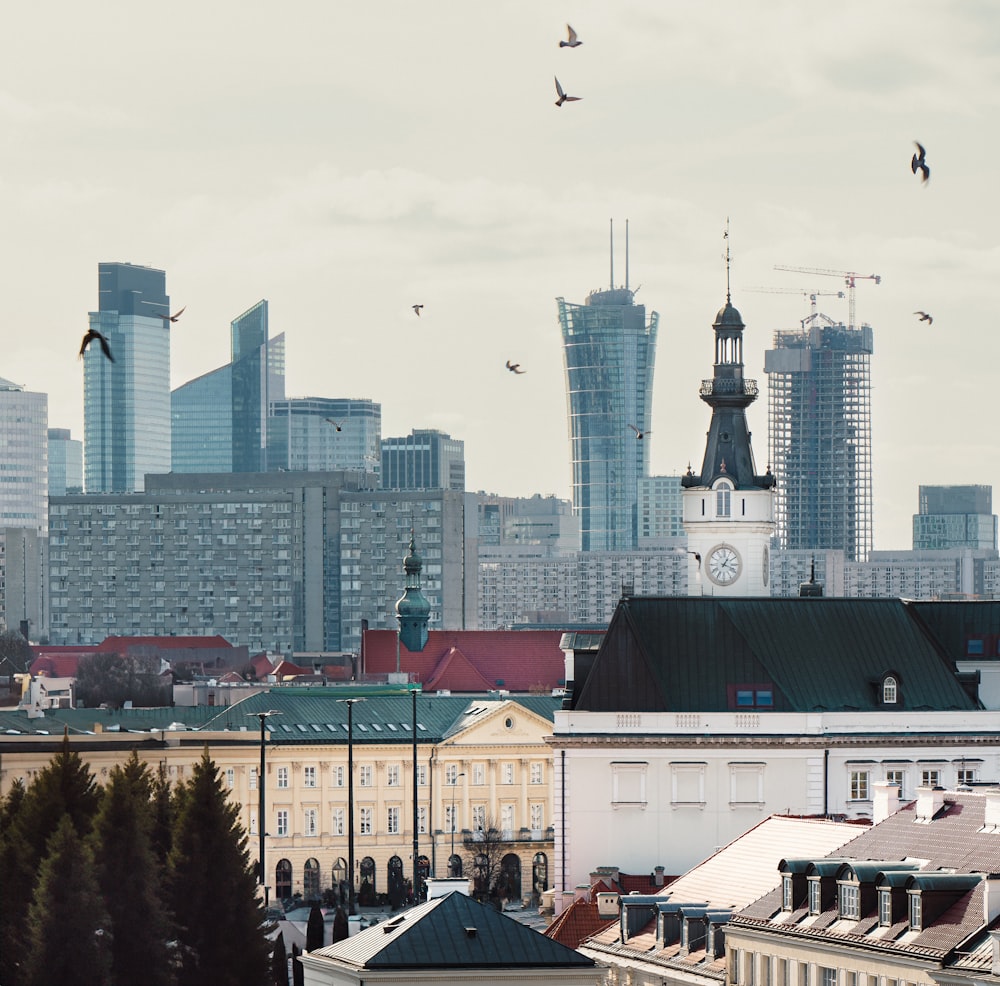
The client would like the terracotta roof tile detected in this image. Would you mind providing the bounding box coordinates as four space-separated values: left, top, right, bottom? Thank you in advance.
544 899 615 949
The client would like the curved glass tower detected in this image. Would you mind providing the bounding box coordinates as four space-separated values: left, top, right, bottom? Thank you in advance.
558 286 658 551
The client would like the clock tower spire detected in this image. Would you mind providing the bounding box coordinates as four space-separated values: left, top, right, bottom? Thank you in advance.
682 287 775 595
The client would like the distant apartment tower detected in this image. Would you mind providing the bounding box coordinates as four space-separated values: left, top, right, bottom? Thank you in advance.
637 476 685 547
268 397 381 474
84 263 171 492
47 428 83 495
231 300 285 472
474 493 580 556
557 225 658 550
913 485 997 551
381 430 465 491
765 318 873 561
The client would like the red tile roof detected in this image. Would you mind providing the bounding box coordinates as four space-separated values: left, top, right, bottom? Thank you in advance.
29 650 97 678
545 899 616 950
362 629 567 693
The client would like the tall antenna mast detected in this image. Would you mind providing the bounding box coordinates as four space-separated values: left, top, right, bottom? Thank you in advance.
625 219 630 292
724 217 731 302
609 218 615 290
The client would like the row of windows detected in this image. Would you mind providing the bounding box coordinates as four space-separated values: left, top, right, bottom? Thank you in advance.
848 763 976 801
734 950 922 986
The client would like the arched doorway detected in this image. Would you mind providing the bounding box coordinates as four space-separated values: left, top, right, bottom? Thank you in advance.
416 854 430 902
532 852 548 901
275 859 292 902
498 853 522 902
359 856 376 906
448 853 463 878
387 855 405 909
332 857 348 906
303 858 321 901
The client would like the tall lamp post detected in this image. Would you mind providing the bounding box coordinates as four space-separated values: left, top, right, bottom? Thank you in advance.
449 772 465 874
246 709 282 906
337 697 365 915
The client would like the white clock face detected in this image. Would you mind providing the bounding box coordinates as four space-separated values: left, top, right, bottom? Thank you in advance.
707 545 742 586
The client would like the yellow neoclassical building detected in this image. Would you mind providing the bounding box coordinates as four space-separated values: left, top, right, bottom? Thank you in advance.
0 687 560 906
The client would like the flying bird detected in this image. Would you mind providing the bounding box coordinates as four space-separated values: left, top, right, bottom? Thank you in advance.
628 424 651 440
559 24 582 48
412 304 424 316
914 310 934 325
554 77 581 107
506 361 525 374
79 328 114 362
325 419 343 431
157 305 186 324
911 141 930 183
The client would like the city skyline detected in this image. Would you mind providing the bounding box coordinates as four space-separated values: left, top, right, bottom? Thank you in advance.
3 2 998 549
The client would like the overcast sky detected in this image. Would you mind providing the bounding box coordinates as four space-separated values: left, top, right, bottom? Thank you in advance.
4 1 998 550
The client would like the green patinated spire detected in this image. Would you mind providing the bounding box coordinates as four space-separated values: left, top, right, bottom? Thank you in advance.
395 530 430 652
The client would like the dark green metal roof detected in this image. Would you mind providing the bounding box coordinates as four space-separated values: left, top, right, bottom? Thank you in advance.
909 600 1000 662
574 596 978 713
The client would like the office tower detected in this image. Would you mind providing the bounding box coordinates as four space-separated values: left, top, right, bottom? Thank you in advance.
557 225 658 551
268 397 381 473
913 485 997 551
381 429 465 491
0 379 47 530
47 428 83 495
474 493 580 556
682 295 775 596
637 476 685 547
84 262 171 492
171 364 233 473
765 319 873 562
230 300 285 473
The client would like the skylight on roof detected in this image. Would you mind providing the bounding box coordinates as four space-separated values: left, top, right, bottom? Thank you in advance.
385 723 397 731
340 723 349 731
311 723 322 732
280 724 292 732
327 723 338 731
370 723 382 731
417 723 427 731
296 723 308 732
356 723 368 731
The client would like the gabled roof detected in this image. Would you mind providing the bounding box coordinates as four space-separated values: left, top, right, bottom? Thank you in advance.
362 629 566 693
545 898 615 949
309 892 595 970
575 597 977 713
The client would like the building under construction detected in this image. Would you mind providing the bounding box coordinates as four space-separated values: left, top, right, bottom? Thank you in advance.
764 316 874 562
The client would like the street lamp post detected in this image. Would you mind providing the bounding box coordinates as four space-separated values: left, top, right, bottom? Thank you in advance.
449 772 465 874
246 709 282 907
337 697 365 915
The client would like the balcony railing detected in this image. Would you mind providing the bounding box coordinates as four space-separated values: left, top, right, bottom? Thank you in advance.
699 378 758 397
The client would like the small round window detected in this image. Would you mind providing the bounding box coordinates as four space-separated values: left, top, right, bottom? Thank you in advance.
504 716 515 729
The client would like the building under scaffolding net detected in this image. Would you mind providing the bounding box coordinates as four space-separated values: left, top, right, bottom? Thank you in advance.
764 317 873 562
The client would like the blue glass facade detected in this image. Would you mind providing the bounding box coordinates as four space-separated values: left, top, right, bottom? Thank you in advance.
558 288 658 551
268 397 381 474
84 263 171 493
171 364 233 473
380 430 465 491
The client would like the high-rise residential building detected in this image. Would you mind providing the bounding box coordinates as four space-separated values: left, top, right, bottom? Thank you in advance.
765 317 874 561
47 428 83 496
171 364 233 473
230 300 285 473
268 397 381 474
380 429 465 491
84 262 172 493
913 485 997 551
637 476 685 547
473 493 579 556
557 228 658 551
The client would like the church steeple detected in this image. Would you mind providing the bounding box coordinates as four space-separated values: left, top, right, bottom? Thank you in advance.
395 530 430 652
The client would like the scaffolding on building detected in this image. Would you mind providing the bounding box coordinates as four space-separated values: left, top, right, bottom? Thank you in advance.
765 319 874 562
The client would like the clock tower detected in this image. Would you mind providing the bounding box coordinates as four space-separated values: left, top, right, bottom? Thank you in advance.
682 293 775 596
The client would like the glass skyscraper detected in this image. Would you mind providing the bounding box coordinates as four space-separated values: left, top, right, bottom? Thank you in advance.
171 364 233 473
84 262 171 492
47 428 82 496
558 287 659 551
268 397 381 474
380 429 465 491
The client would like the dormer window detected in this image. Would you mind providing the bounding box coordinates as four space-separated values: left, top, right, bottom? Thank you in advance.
908 891 922 930
838 883 860 920
716 482 732 518
782 876 793 911
882 675 898 704
808 879 821 915
878 889 892 927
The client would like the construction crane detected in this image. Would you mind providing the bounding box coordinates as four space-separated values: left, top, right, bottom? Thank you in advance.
746 287 845 320
773 266 881 330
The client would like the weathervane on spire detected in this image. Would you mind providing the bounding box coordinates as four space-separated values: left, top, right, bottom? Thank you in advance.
723 217 731 302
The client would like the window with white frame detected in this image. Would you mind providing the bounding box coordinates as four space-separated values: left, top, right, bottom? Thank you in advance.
782 875 793 910
909 892 922 929
612 762 648 805
387 806 400 834
808 880 821 914
472 763 485 786
359 764 373 787
882 675 898 704
957 766 977 786
530 762 543 785
225 767 235 788
276 766 289 789
360 807 372 835
530 803 544 831
332 765 345 787
501 804 514 835
761 954 771 986
878 889 892 926
332 807 344 836
417 806 427 834
885 768 905 797
276 809 289 837
416 764 427 786
387 764 400 787
716 482 732 518
445 763 458 785
921 768 942 788
445 804 456 834
501 762 514 785
839 882 860 919
821 968 837 986
472 805 486 831
730 763 765 805
303 766 317 788
249 767 257 790
304 808 318 836
849 770 870 801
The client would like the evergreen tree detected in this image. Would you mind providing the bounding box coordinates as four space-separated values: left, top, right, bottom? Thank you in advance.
169 748 269 986
291 943 304 986
271 932 288 986
331 906 349 944
23 816 111 986
91 752 174 986
149 761 176 870
306 903 325 951
0 780 29 986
